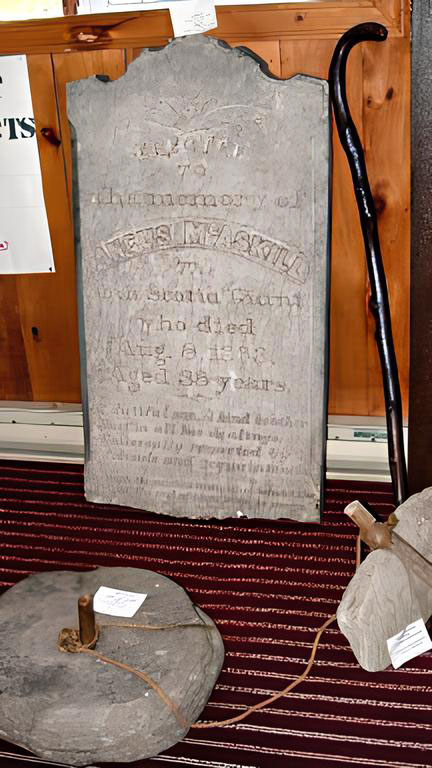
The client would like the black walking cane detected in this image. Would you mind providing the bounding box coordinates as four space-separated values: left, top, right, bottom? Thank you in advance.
329 23 408 507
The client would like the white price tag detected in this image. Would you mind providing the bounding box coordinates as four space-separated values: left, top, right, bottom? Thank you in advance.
169 0 217 38
93 586 147 617
387 618 432 669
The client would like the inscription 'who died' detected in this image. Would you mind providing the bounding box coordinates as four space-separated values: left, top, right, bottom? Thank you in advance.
68 35 330 522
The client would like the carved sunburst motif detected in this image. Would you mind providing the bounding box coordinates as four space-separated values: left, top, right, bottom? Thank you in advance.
143 92 269 137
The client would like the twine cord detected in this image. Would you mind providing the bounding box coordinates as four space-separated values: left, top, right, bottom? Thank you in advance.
58 613 337 730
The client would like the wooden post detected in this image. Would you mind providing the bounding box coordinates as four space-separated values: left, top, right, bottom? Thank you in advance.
78 593 96 647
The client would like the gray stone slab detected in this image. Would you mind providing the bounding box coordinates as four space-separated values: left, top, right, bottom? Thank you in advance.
68 35 330 521
0 567 224 766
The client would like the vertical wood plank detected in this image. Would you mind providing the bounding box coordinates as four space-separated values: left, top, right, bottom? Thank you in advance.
281 39 369 418
409 2 432 493
0 12 409 415
0 278 33 400
362 36 410 422
234 41 281 77
13 54 81 402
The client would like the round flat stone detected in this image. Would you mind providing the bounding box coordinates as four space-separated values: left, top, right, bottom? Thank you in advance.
0 567 224 766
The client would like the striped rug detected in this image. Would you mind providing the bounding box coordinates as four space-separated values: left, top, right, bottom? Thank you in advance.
0 460 430 768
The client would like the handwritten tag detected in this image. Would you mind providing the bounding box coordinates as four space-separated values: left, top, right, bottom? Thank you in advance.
387 618 432 669
93 586 147 617
169 0 217 38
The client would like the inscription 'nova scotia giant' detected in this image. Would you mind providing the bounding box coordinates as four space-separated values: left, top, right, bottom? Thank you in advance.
68 35 330 522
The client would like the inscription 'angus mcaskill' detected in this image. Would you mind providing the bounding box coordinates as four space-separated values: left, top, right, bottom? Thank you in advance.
99 219 308 284
68 35 330 522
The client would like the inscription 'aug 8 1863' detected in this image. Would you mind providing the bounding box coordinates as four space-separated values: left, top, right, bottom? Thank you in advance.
68 35 330 522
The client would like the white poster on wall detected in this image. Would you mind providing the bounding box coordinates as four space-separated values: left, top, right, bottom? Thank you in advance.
76 0 298 11
0 55 55 274
0 1 63 20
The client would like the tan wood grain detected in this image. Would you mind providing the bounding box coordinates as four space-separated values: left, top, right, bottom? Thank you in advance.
281 39 371 417
281 31 410 419
11 55 81 402
362 36 410 421
0 278 33 400
234 40 281 76
0 2 404 56
0 2 410 417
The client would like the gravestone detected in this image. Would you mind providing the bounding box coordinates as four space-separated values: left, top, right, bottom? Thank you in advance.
68 36 330 521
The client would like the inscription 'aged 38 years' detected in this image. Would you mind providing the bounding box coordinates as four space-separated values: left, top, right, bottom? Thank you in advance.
68 35 330 522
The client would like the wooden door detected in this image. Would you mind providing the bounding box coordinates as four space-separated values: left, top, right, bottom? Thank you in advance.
0 0 410 421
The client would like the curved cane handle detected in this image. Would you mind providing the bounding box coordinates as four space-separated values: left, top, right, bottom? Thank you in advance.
329 23 408 507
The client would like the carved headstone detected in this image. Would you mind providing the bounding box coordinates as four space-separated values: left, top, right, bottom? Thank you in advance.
68 36 330 521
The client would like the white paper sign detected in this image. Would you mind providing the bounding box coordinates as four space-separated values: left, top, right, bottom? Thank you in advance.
0 1 63 20
93 585 147 617
387 619 432 669
169 0 216 37
77 0 300 11
78 0 164 11
0 55 55 274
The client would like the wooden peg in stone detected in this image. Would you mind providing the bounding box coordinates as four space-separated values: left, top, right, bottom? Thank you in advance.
344 500 392 550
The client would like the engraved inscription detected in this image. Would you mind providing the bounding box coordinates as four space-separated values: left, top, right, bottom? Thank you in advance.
98 219 309 284
89 189 298 211
68 35 329 521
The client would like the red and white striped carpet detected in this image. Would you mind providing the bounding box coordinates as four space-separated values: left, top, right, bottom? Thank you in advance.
0 460 430 768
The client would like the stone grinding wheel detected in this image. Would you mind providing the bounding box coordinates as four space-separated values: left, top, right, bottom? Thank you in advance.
0 566 224 766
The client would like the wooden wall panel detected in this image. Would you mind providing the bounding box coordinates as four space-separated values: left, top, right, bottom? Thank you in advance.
0 279 33 400
362 36 410 419
6 55 81 403
281 33 409 420
0 2 405 56
281 40 369 418
0 1 409 416
235 41 281 77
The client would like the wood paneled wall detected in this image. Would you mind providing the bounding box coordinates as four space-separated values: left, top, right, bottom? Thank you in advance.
0 0 410 420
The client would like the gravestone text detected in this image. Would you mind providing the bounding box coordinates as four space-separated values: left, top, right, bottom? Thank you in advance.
68 36 329 521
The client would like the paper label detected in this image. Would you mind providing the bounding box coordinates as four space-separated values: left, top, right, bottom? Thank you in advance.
77 0 298 12
0 55 55 274
93 586 147 617
387 618 432 669
0 1 63 20
169 0 216 38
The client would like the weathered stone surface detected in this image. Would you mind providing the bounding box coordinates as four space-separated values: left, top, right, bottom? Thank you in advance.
0 567 224 766
337 549 423 672
338 491 432 671
68 35 329 521
393 485 432 563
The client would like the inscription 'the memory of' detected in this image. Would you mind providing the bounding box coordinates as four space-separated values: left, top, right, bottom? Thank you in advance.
68 35 330 522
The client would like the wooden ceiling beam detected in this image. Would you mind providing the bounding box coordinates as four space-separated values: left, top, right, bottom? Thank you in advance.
0 2 404 55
